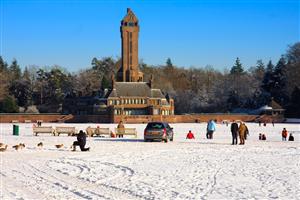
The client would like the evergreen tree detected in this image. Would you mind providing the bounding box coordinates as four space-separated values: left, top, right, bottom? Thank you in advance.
261 60 275 93
166 58 173 68
255 59 265 74
22 66 31 81
286 86 300 117
272 56 288 105
101 76 111 90
9 59 21 80
0 56 8 72
0 95 18 113
230 57 244 75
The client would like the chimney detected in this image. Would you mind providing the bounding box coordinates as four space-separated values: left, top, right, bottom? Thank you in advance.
149 74 153 88
111 73 115 89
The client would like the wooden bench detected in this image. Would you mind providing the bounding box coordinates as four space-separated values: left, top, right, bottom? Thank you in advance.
55 127 76 136
115 128 137 138
86 127 110 137
33 126 55 136
11 120 19 123
24 120 32 123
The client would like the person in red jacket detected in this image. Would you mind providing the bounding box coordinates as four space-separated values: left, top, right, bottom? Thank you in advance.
186 130 195 139
282 128 288 141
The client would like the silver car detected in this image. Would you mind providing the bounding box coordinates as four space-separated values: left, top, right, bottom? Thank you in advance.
144 122 174 142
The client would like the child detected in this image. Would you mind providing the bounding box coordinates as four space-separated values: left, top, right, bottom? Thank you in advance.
259 133 262 140
186 130 195 139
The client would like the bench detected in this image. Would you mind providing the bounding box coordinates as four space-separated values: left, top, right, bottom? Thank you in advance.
11 120 19 123
115 128 137 138
33 126 55 136
24 120 32 123
55 127 76 136
86 127 111 137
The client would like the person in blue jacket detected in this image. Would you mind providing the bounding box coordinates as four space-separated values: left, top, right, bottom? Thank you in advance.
206 119 217 139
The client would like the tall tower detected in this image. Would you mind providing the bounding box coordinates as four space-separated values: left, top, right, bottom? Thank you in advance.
117 8 143 82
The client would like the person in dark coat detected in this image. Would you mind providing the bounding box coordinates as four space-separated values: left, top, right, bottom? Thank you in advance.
262 134 266 140
288 133 294 141
231 121 239 145
244 124 249 140
72 130 90 151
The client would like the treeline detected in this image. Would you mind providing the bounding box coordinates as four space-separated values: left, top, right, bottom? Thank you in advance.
0 42 299 117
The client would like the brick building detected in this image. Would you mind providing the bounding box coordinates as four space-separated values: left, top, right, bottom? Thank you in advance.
63 8 174 116
106 8 174 116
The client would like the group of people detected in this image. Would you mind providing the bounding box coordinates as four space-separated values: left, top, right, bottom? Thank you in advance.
230 121 249 145
281 128 294 141
258 133 267 140
186 120 295 144
185 120 249 145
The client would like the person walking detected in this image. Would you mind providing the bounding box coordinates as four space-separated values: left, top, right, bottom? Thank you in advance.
282 128 288 141
186 130 195 139
72 130 90 151
206 119 216 139
231 121 239 145
238 122 247 145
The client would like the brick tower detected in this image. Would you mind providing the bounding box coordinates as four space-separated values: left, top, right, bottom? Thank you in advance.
117 8 143 82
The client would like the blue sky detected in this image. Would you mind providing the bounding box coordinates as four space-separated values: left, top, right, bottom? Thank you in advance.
0 0 299 72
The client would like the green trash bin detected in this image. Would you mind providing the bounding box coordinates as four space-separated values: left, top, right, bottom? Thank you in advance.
13 125 19 136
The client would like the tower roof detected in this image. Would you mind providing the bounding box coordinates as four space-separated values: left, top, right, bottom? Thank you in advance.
121 8 138 23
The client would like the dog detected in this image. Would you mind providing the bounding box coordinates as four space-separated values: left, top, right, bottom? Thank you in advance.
0 145 8 152
55 144 64 149
37 142 43 148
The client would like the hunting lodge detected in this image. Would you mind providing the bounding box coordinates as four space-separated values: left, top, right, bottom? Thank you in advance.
63 8 174 116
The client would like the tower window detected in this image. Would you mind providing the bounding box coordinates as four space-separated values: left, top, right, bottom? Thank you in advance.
130 56 132 65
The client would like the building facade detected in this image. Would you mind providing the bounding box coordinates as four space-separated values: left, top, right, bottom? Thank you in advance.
106 8 174 116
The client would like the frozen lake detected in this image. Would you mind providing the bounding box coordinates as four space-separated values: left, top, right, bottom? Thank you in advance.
1 122 299 199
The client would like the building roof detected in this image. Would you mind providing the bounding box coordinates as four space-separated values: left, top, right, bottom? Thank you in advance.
107 82 165 99
122 8 138 23
269 99 283 110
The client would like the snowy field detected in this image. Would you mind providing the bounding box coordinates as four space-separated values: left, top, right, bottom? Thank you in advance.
0 122 299 200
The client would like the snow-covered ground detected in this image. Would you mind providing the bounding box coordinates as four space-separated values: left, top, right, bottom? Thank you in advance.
0 122 299 200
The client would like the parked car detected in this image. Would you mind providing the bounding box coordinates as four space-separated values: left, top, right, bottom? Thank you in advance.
144 122 174 142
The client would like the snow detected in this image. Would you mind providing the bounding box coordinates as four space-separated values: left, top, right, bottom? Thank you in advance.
1 122 300 200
